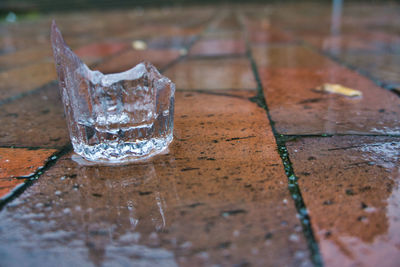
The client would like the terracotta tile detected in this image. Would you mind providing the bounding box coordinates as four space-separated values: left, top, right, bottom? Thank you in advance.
0 83 69 148
207 12 242 32
244 18 293 44
95 49 181 74
117 25 203 41
0 26 49 54
251 45 336 68
0 148 57 179
189 39 246 56
0 178 24 200
0 47 52 71
0 147 56 200
75 42 130 65
146 36 197 50
0 91 310 266
258 66 400 135
305 32 400 53
164 58 257 90
0 61 56 101
202 30 245 40
287 136 400 267
249 28 293 44
337 52 400 86
303 35 377 52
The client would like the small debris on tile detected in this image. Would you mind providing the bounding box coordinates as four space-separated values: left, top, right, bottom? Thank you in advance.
132 40 147 50
314 83 362 97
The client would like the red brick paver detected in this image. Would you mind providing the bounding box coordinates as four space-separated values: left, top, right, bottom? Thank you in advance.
0 91 310 266
0 47 52 71
75 41 130 65
189 39 246 56
0 148 57 199
259 66 400 135
0 62 56 101
0 179 24 200
287 136 400 267
0 83 68 148
251 45 335 69
0 3 399 266
164 58 257 90
96 49 181 74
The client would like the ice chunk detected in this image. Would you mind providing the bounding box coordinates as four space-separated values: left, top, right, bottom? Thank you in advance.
51 21 175 163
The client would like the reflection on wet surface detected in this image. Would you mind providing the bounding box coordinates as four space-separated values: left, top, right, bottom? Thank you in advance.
1 157 179 267
287 136 400 266
0 91 310 266
0 1 399 266
164 58 257 90
258 64 400 135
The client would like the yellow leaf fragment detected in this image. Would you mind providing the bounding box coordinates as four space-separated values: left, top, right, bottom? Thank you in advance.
315 83 362 97
132 40 147 50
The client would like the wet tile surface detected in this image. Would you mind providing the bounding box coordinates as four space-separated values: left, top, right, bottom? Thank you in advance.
0 178 24 200
251 45 336 69
0 148 57 179
0 61 56 101
258 63 400 135
75 42 130 65
0 83 69 148
164 58 257 90
189 39 246 56
0 91 310 266
146 36 197 50
0 47 52 71
0 3 400 266
244 17 293 44
96 49 181 74
0 148 56 199
337 52 400 87
287 136 400 267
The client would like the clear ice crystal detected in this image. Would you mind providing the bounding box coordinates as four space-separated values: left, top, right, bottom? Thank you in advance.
51 21 175 163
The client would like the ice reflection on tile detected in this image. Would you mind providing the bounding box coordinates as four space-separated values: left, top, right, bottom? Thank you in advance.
0 91 310 266
0 154 179 267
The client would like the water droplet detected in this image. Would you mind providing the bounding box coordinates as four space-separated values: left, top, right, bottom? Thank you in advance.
289 234 300 242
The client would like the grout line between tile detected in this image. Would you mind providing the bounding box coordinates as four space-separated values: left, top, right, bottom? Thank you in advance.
241 14 324 267
0 144 72 210
0 145 64 150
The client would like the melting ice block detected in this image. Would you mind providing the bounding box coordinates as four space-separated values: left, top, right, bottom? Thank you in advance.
51 21 175 163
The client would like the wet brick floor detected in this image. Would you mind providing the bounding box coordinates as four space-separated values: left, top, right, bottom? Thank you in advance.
0 3 399 267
